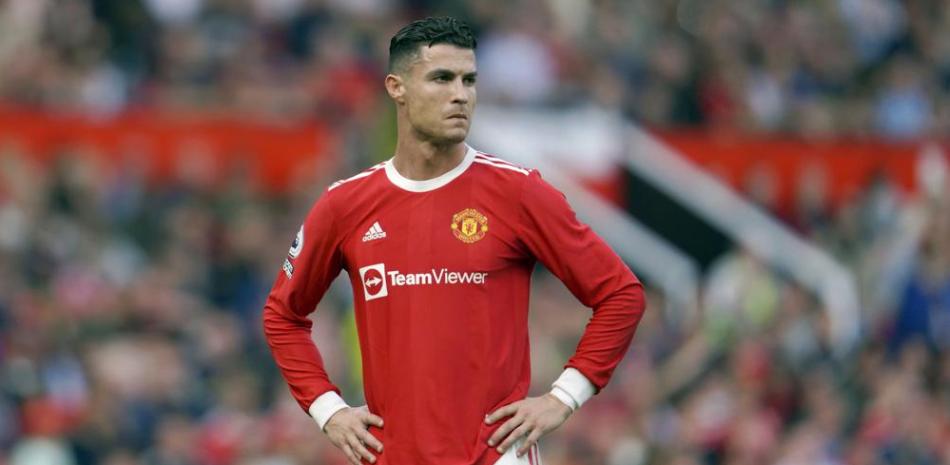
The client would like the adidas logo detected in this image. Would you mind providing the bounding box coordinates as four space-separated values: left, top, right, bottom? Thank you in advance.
362 221 387 242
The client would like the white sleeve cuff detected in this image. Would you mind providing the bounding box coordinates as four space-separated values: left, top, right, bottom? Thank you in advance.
550 386 578 411
308 391 350 431
550 368 596 410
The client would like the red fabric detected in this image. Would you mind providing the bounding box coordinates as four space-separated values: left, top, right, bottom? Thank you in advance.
262 153 645 465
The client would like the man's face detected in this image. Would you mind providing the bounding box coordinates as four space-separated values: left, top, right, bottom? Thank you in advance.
396 44 477 145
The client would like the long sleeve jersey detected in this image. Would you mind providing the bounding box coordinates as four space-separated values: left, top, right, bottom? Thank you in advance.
262 145 645 465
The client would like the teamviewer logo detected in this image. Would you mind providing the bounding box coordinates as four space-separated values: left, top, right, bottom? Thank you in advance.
359 263 388 301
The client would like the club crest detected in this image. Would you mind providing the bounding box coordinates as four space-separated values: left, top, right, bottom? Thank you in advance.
450 208 488 244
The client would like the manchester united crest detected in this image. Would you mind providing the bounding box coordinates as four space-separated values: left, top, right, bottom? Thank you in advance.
451 208 488 244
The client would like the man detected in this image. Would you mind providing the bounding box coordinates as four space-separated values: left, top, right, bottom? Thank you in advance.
262 17 645 465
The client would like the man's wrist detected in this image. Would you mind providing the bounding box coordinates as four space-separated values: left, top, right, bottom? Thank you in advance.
309 391 351 431
550 367 596 411
549 386 578 411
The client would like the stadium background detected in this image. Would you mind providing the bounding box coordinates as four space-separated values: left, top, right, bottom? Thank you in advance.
1 1 949 464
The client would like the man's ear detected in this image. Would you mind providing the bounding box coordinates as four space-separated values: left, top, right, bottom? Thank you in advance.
385 74 406 104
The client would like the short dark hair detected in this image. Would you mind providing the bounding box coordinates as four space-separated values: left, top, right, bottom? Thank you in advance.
388 17 477 74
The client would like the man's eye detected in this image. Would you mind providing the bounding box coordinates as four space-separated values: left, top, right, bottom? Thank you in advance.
464 77 476 85
435 75 450 82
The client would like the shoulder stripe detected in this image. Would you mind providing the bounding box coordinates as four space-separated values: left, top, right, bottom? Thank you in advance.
473 158 530 176
328 163 385 191
475 152 520 167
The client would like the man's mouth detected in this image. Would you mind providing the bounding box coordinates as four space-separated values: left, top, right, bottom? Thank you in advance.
448 114 468 120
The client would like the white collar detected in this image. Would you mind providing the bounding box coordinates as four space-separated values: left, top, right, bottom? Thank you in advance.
384 145 476 192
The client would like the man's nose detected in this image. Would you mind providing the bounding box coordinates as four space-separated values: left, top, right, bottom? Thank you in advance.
450 78 469 104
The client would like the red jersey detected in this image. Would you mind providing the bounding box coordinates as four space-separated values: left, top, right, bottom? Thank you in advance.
262 146 645 465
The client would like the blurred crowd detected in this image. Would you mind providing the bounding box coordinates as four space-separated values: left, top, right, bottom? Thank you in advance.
2 139 950 465
1 0 949 137
3 0 950 465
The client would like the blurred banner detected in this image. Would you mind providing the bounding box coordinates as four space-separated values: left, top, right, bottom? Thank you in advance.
6 105 946 205
658 132 948 210
0 106 334 192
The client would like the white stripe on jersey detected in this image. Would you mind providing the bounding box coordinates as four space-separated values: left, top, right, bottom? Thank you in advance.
473 158 530 176
475 152 520 166
328 163 385 191
475 153 530 175
493 440 541 465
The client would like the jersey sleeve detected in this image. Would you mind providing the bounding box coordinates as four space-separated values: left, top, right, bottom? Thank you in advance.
518 170 646 392
262 191 345 413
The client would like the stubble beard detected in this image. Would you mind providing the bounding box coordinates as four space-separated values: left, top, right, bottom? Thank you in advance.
411 122 468 147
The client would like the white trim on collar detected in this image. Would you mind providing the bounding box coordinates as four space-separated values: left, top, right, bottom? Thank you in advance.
384 145 476 192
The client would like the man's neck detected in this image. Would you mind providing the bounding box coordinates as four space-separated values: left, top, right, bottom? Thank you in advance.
391 139 467 181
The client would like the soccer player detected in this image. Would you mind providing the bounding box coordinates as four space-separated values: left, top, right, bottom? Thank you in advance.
262 17 645 465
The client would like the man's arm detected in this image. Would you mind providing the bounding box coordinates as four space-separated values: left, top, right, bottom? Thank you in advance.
518 170 646 392
261 193 383 465
262 193 345 414
487 169 646 457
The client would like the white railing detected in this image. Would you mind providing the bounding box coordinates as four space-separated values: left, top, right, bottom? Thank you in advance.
626 127 861 354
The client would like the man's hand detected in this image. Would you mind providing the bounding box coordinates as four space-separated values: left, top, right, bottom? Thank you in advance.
485 394 572 457
324 405 384 465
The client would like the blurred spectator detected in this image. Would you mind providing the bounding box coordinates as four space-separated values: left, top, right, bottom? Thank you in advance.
891 195 950 353
0 0 947 136
873 57 934 139
477 12 558 104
